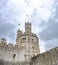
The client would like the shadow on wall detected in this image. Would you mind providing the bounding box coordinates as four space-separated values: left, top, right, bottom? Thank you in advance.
0 60 30 65
0 59 4 65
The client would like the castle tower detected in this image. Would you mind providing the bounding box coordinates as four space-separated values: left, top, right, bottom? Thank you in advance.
16 22 40 61
25 22 31 33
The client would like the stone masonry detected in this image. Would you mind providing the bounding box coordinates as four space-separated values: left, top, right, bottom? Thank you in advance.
0 22 58 65
0 22 40 65
30 47 58 65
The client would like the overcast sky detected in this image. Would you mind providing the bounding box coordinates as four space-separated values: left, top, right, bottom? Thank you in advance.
0 0 58 53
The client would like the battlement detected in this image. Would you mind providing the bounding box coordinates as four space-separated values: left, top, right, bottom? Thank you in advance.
0 38 21 49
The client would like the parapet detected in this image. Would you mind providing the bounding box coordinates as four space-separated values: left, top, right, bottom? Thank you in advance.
7 43 13 47
0 37 20 49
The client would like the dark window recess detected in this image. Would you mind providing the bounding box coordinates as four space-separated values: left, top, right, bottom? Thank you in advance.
0 62 4 65
23 37 26 40
32 39 33 41
21 37 26 43
13 54 16 59
32 47 34 50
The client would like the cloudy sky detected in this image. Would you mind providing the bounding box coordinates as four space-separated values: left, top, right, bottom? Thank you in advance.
0 0 58 53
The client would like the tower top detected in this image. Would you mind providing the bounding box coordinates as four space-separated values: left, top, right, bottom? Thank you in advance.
25 22 31 33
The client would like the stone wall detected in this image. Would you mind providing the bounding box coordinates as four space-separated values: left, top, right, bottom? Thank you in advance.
0 60 30 65
0 37 38 62
0 39 25 61
30 47 58 65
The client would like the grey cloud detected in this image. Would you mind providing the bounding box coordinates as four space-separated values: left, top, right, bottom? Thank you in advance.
45 39 58 50
39 1 58 50
54 3 58 19
39 21 58 41
39 2 58 41
0 21 18 43
0 0 19 43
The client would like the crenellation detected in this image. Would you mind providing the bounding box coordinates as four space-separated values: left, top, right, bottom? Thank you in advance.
0 42 20 51
7 43 14 48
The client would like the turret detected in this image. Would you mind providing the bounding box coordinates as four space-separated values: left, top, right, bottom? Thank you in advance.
0 38 7 46
16 29 22 45
16 29 22 41
1 38 7 43
25 22 31 33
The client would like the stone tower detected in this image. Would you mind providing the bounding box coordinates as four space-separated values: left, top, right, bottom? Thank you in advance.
16 22 40 61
